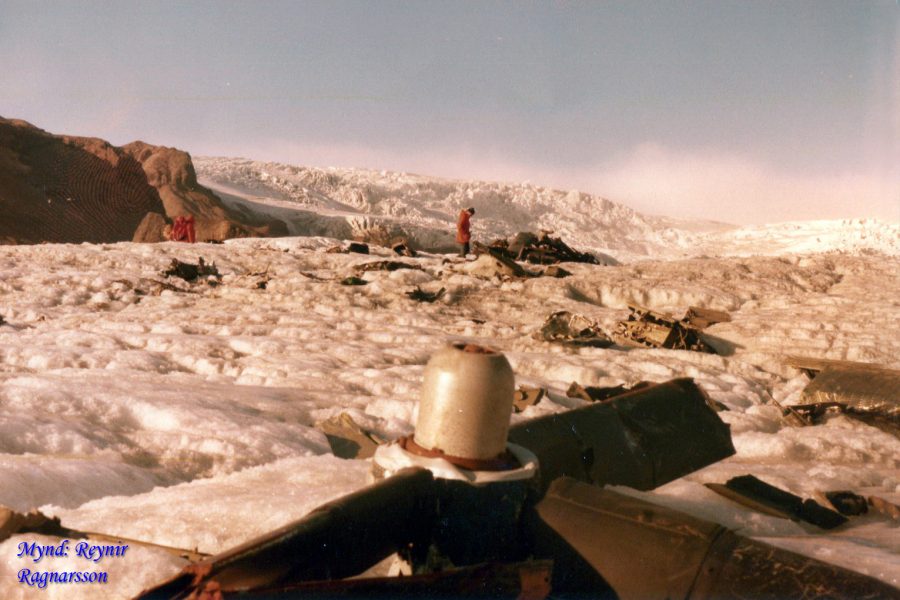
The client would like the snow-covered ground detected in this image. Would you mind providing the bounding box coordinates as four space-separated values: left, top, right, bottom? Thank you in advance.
1 157 899 597
0 233 898 597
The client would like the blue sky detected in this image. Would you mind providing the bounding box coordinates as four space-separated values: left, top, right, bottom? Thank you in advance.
1 0 897 224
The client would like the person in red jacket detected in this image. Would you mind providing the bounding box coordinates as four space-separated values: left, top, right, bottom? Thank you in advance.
456 207 475 257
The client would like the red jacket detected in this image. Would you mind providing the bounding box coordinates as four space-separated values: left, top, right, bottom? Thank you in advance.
456 210 471 243
171 215 196 243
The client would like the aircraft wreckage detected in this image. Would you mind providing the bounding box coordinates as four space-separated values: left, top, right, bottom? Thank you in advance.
119 344 900 599
3 345 894 598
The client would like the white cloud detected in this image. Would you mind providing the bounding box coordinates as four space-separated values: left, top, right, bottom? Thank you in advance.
586 143 900 225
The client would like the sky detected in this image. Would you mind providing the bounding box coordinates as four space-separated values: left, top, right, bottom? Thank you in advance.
0 0 897 225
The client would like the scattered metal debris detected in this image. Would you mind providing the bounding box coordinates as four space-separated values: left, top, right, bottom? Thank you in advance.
542 265 571 278
565 381 652 403
705 475 847 529
615 305 714 353
406 286 446 303
682 306 732 329
392 239 417 257
509 231 599 265
246 266 270 290
340 276 368 286
135 370 895 599
766 395 812 426
162 257 221 283
354 260 424 274
513 386 546 413
534 311 613 348
474 231 598 266
316 412 385 459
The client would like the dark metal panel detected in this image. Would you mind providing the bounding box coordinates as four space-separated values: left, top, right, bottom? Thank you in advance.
135 467 437 599
530 477 900 600
509 378 735 491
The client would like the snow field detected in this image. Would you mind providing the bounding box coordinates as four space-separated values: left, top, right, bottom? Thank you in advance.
0 237 898 597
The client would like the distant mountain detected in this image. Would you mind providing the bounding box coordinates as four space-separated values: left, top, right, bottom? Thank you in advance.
195 157 899 259
0 118 285 245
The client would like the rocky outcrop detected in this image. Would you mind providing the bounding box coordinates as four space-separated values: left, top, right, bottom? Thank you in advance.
121 141 286 241
0 117 286 244
0 118 166 244
132 212 169 243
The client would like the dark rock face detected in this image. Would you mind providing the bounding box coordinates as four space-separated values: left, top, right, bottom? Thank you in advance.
0 117 286 244
0 118 166 244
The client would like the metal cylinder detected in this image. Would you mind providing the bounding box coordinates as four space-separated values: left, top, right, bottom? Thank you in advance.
414 343 515 461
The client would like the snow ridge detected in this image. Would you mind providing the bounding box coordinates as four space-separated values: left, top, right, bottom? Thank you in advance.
194 157 900 260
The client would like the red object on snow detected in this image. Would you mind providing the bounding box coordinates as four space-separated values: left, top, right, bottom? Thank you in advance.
171 216 196 243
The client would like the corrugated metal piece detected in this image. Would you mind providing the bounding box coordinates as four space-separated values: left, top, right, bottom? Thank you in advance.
799 365 900 415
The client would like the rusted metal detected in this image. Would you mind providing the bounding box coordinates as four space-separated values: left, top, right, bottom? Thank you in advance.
616 305 714 353
513 386 546 413
683 306 731 329
231 560 552 599
391 239 417 257
534 311 613 348
315 412 385 460
868 495 900 519
508 378 735 492
135 467 437 599
354 260 423 273
339 276 367 286
399 435 520 472
705 475 847 529
528 477 898 600
542 265 571 278
565 381 651 403
474 231 598 265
